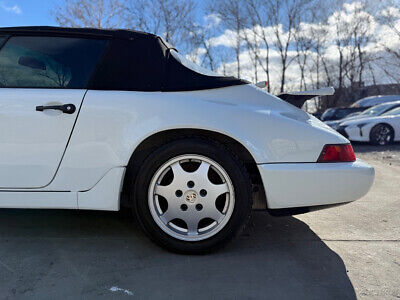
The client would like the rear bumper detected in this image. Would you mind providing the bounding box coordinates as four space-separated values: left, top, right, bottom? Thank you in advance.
258 159 374 209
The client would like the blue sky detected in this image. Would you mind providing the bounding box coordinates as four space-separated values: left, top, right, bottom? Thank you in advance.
0 0 208 28
0 0 61 27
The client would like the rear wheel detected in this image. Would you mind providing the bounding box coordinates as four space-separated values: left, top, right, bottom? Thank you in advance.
370 124 394 146
133 137 252 253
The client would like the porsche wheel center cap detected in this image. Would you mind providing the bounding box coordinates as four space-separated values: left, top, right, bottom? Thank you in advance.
184 191 198 204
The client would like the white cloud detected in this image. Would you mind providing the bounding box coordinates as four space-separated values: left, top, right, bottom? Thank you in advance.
189 1 400 93
204 13 221 28
1 2 21 14
208 29 238 48
381 6 400 18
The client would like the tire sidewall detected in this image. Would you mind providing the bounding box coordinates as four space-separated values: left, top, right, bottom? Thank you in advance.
133 138 252 253
370 124 394 145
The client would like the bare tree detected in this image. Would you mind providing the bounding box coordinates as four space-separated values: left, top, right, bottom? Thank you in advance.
54 0 196 53
378 0 400 83
125 0 195 49
308 23 331 89
293 25 313 90
53 0 124 28
185 13 221 70
212 0 246 78
268 0 313 92
345 2 374 87
244 0 273 91
243 29 260 83
51 0 400 98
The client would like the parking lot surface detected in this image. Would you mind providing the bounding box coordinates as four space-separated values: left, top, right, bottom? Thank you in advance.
0 143 399 299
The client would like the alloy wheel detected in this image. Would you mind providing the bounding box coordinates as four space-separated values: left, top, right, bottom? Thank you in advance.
148 154 235 241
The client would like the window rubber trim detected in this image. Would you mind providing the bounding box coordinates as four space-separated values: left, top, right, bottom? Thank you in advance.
0 35 10 51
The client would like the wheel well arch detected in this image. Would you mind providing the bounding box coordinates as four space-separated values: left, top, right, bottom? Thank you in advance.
120 128 266 208
370 122 395 137
372 122 394 131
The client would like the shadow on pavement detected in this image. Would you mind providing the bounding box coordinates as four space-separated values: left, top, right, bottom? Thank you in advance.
0 209 355 299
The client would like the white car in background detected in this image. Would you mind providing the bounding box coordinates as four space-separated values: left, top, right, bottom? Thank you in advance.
351 95 400 108
338 107 400 145
326 101 400 130
0 26 375 253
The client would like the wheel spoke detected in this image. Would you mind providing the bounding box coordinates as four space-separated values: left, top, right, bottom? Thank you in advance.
185 217 199 236
154 184 173 199
161 209 176 223
170 161 188 184
211 182 229 197
161 205 187 222
195 161 210 177
206 206 224 222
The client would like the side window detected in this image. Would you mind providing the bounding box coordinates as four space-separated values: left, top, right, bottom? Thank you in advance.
0 36 108 89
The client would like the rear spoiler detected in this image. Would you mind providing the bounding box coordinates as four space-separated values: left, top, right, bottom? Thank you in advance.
277 87 335 108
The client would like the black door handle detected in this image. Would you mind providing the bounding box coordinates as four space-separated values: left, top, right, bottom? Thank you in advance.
36 104 76 114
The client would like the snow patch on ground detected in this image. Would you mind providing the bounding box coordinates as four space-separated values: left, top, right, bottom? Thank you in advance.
109 286 134 296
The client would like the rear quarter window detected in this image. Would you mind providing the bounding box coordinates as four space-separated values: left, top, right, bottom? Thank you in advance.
0 36 108 89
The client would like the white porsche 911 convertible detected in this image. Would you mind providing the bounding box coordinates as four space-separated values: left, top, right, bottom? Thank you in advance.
0 27 374 253
338 107 400 145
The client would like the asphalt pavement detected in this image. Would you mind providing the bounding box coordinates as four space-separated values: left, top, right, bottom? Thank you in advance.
0 144 398 299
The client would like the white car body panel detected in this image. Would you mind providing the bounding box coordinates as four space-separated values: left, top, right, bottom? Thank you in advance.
0 167 124 210
36 84 347 192
0 84 373 211
0 192 77 209
0 89 85 188
77 167 125 211
259 160 374 209
341 115 400 142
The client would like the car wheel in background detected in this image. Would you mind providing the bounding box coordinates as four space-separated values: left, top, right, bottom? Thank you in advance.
133 137 252 254
370 124 394 146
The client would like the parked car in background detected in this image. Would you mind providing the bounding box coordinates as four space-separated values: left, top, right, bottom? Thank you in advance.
345 111 364 119
312 112 323 119
326 101 400 130
320 107 366 121
337 107 400 145
350 95 400 108
321 95 400 121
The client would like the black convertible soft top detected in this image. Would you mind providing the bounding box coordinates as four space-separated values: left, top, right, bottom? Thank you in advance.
0 26 246 92
0 26 154 41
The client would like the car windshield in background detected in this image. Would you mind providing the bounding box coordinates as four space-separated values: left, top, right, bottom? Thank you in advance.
321 108 334 118
336 109 353 119
171 50 219 77
382 107 400 116
360 103 398 116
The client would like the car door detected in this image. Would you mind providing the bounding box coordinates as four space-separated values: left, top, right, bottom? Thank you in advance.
0 35 108 188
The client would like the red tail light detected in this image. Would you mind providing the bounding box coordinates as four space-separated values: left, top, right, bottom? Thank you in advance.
317 144 356 163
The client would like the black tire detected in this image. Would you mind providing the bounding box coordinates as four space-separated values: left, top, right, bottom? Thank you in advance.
132 137 253 254
370 124 394 146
